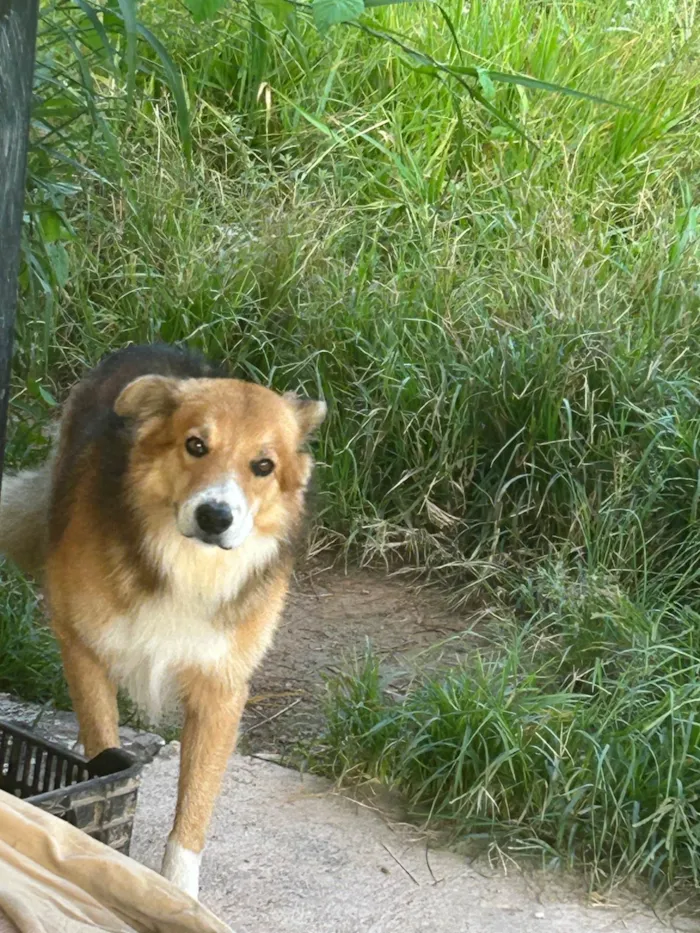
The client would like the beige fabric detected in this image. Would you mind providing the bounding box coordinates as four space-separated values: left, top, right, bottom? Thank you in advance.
0 791 231 933
0 910 19 933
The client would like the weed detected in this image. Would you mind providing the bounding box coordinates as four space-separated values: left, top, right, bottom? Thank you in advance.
316 568 700 896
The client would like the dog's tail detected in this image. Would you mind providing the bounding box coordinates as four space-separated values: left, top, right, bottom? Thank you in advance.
0 464 52 579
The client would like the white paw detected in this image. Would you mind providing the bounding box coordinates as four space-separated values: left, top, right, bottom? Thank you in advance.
161 839 201 900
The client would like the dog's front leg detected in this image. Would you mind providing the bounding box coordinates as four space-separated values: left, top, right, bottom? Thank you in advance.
162 674 249 900
55 629 120 758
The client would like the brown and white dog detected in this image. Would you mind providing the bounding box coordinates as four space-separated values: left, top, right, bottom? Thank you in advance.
0 344 326 899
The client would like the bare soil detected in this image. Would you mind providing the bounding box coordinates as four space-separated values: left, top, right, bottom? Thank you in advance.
239 564 478 755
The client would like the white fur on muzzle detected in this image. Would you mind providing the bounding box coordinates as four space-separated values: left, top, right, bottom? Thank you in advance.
177 478 255 550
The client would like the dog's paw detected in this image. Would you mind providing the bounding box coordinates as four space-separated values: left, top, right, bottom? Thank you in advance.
161 839 201 900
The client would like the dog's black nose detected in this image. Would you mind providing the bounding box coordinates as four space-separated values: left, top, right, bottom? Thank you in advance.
195 501 233 536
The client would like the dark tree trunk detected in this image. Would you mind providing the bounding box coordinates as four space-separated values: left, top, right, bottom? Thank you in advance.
0 0 39 494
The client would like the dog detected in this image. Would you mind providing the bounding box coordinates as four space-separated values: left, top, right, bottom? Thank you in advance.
0 344 326 899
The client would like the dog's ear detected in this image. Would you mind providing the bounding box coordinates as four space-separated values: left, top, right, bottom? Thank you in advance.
284 392 327 439
114 375 180 421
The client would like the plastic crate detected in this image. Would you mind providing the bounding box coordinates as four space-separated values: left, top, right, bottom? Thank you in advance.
0 719 142 855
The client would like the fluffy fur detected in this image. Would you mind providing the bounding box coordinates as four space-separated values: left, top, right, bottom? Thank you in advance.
0 463 52 579
0 344 326 900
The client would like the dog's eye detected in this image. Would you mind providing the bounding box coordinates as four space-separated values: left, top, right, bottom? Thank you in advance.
186 436 208 458
251 458 275 477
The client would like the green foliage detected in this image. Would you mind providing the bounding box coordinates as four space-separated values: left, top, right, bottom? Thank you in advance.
22 0 190 370
312 0 365 32
183 0 230 22
14 0 700 590
0 567 70 708
317 570 700 894
179 0 623 138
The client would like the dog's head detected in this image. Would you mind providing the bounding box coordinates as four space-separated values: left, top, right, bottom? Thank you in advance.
114 376 326 551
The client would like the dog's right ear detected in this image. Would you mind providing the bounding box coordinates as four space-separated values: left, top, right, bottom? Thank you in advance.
114 375 180 422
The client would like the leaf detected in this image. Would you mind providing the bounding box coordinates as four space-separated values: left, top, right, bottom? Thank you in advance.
273 90 344 140
477 67 496 102
448 66 630 109
312 0 365 33
490 125 514 140
44 242 70 288
469 84 539 149
434 3 462 60
183 0 230 21
39 210 63 244
115 0 137 107
36 146 109 185
38 386 58 408
137 24 192 160
27 379 58 408
257 0 292 26
71 0 118 74
488 70 631 108
61 35 124 173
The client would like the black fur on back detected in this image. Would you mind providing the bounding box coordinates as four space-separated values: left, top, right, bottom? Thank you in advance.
49 344 227 591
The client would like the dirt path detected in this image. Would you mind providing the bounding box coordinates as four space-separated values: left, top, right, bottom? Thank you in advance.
239 565 477 755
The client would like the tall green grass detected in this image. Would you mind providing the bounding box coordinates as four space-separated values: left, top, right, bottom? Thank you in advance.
317 562 700 897
16 0 698 589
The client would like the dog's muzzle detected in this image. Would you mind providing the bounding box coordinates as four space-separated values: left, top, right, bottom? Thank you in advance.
177 480 254 550
195 501 233 536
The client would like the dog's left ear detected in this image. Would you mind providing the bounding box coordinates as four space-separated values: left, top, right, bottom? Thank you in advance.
114 375 181 422
284 393 327 439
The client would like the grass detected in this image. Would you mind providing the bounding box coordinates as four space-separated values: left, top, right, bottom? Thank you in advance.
0 566 70 708
2 0 700 900
315 564 700 900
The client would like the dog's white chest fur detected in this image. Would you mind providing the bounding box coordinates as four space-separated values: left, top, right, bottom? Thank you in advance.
95 598 231 722
91 533 279 722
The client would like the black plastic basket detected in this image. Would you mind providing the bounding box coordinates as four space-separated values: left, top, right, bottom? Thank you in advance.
0 720 142 855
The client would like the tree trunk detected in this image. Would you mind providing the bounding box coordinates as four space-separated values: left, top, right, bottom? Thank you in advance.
0 0 39 494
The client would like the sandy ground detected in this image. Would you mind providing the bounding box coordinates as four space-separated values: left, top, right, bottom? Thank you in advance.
239 564 477 754
132 749 695 933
